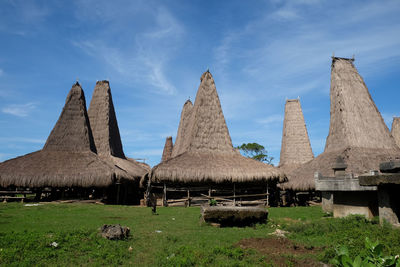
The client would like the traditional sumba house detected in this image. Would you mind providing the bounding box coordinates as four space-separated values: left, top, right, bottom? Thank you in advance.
161 137 173 162
278 98 314 205
145 71 284 207
391 117 400 148
281 57 400 206
87 80 149 204
279 99 314 171
171 99 193 158
0 83 134 203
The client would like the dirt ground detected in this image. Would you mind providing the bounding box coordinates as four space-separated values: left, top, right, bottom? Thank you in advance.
236 237 324 266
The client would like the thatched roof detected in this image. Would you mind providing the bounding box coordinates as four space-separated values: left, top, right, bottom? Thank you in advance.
281 58 400 191
161 136 173 162
0 83 128 188
279 99 314 171
391 117 400 148
127 158 151 172
88 80 124 158
281 147 399 191
44 83 97 153
149 71 284 184
325 58 397 152
87 80 148 178
171 100 193 157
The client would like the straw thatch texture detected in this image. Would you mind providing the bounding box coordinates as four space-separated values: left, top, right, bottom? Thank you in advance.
0 150 117 188
149 71 284 184
151 152 284 183
325 58 397 152
127 158 151 172
185 72 235 154
171 100 193 157
44 83 97 153
391 117 400 148
279 99 314 170
0 83 127 188
87 80 148 178
281 58 400 191
161 136 173 162
88 80 124 158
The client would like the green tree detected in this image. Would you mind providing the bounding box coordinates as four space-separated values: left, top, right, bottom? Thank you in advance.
236 143 274 165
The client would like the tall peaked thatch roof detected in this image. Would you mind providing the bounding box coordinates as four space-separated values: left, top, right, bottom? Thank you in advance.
171 100 193 157
0 83 127 188
148 71 283 184
44 83 97 153
281 58 400 191
324 57 397 152
161 136 173 162
87 80 148 178
391 117 400 148
184 71 235 154
88 80 124 158
279 99 314 171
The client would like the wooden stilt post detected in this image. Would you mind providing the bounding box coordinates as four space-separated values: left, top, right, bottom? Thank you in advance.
266 182 269 207
34 190 41 202
186 189 191 207
116 183 121 205
123 185 128 204
233 183 236 206
163 183 168 207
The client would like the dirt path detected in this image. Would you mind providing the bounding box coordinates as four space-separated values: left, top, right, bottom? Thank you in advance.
236 237 323 266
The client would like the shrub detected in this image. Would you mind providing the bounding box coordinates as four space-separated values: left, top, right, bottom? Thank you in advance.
332 237 400 267
209 199 217 206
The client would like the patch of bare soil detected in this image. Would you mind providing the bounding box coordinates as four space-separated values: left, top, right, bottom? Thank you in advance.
236 237 323 267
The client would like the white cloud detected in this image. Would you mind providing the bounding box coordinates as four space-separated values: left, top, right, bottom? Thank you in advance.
214 0 400 101
72 6 183 95
0 137 45 144
272 7 299 20
119 129 155 143
256 114 284 125
2 102 37 117
0 0 50 35
128 149 163 162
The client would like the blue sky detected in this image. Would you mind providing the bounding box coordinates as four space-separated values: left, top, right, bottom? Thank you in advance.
1 0 400 167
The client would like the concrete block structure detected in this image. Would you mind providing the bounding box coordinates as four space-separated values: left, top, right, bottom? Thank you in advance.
315 157 378 218
359 161 400 226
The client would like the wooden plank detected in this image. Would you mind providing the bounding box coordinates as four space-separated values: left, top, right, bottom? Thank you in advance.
0 191 33 194
167 198 188 204
199 194 233 202
200 193 269 199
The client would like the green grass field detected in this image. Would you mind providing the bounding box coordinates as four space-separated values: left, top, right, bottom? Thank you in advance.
0 203 399 266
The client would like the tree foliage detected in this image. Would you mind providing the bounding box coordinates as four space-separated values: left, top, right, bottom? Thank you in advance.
236 143 274 165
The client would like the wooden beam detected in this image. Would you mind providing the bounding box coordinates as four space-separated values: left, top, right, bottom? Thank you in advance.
163 183 168 207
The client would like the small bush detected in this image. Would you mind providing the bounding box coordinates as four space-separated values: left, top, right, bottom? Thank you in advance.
209 199 217 206
332 237 400 267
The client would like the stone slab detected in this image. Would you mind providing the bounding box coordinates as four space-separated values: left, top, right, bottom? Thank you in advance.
379 161 400 173
315 176 377 191
201 206 268 226
359 174 400 186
